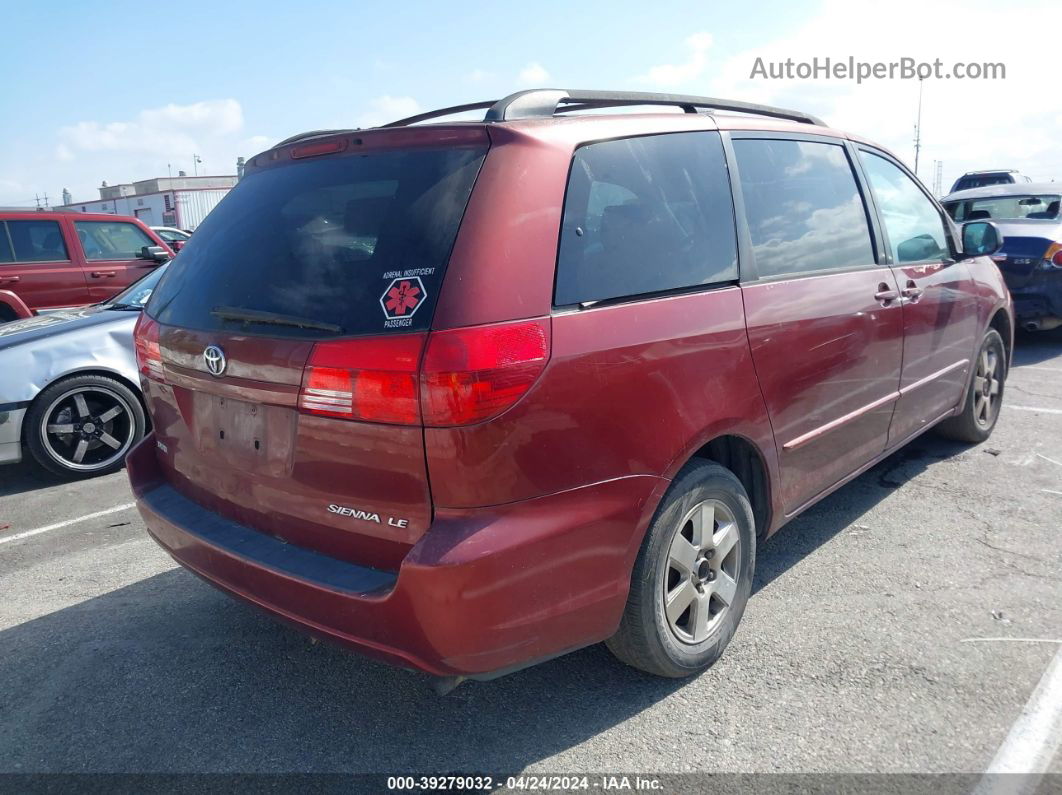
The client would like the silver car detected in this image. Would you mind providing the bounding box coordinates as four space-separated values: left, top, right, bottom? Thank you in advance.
0 265 167 478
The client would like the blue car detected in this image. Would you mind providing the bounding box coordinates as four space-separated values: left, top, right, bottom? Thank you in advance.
943 183 1062 332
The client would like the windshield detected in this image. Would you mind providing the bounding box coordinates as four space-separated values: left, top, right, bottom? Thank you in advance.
148 144 487 339
107 263 169 308
945 194 1061 222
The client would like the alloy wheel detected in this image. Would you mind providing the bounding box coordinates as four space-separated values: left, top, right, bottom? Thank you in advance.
39 386 137 472
972 347 1001 427
663 499 741 645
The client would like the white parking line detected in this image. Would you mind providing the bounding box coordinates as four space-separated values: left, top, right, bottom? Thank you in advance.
973 647 1062 794
1006 405 1062 415
0 503 135 546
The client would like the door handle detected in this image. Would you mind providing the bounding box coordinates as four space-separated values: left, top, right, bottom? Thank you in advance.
0 276 19 285
874 283 900 304
902 281 924 300
90 270 117 278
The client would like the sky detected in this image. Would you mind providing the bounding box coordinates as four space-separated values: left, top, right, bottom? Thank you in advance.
2 0 1060 206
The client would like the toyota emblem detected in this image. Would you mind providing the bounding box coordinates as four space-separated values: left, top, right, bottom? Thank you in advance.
203 345 226 376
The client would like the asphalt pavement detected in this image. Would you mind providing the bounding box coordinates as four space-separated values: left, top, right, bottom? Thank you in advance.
0 332 1060 777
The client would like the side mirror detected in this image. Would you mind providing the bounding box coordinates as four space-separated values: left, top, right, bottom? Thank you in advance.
171 240 185 252
961 221 1003 258
139 245 171 263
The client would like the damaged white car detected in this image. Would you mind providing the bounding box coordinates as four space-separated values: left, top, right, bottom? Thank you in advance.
0 265 167 478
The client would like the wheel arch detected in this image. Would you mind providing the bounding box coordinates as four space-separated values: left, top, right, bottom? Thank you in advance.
685 434 773 540
22 367 149 440
987 305 1013 373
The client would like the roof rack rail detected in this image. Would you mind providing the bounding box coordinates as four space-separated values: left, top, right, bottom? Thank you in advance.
383 89 826 128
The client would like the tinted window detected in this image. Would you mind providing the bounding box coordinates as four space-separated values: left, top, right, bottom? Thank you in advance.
956 175 1011 191
7 220 69 262
75 221 154 260
0 225 13 263
555 132 737 305
733 138 875 278
149 145 487 338
945 194 1060 222
860 152 948 263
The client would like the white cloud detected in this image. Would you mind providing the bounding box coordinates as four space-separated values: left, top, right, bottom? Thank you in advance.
58 99 244 160
637 32 713 87
356 95 421 128
518 62 550 86
0 98 272 205
466 69 492 83
240 135 274 156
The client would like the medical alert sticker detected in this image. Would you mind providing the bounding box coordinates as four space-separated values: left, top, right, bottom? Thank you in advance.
380 276 427 328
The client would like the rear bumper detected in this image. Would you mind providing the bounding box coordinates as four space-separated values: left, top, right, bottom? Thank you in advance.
1009 274 1062 321
128 433 667 678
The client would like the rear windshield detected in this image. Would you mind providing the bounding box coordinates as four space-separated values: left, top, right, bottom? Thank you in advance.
954 175 1012 191
945 194 1061 222
148 144 487 338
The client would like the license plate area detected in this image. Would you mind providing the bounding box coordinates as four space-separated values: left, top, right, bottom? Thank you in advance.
194 392 295 475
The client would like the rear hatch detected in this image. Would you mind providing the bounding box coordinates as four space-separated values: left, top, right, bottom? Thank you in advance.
140 128 489 570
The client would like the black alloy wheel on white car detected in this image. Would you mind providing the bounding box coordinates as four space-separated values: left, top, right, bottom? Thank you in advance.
25 374 146 479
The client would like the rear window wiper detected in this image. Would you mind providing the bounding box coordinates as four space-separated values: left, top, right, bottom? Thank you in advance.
211 306 343 333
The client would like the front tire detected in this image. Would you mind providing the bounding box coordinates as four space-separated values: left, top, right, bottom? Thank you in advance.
606 460 756 677
936 329 1006 444
25 374 146 479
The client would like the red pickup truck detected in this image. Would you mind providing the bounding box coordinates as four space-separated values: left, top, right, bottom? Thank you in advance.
0 210 172 321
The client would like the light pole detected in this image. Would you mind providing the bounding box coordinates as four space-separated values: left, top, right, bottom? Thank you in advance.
913 77 924 176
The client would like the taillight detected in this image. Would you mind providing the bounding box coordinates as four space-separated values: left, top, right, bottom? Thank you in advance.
133 314 164 381
1043 243 1062 269
298 334 425 424
421 319 550 427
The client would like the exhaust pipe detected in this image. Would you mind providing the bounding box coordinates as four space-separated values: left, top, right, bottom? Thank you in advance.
1024 317 1062 332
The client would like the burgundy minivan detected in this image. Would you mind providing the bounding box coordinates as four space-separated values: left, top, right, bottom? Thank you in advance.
128 90 1013 687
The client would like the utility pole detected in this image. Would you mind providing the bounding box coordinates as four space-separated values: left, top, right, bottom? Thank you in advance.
913 77 924 176
193 154 202 177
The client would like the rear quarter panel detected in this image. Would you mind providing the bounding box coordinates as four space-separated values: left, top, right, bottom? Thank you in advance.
424 288 779 518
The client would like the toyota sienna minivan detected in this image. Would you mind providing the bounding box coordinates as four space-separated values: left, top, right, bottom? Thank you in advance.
129 89 1013 688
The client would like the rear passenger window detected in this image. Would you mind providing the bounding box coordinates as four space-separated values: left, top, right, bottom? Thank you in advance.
6 220 69 262
859 152 948 263
732 138 875 278
75 221 154 260
555 132 737 306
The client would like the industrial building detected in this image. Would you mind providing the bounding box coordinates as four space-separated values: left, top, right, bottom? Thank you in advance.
55 174 237 230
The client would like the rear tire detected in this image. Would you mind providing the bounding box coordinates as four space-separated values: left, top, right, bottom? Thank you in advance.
606 460 756 678
25 374 146 479
936 329 1006 444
